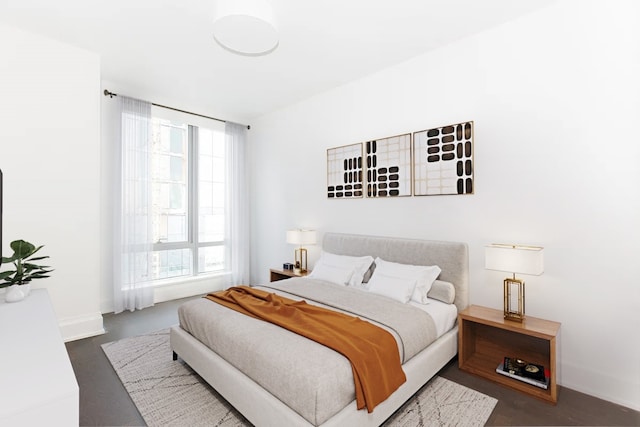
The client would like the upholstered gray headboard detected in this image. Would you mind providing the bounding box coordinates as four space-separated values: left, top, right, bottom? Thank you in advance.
322 232 469 312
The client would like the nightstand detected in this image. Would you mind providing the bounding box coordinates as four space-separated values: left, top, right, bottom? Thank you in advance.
458 305 560 404
269 268 309 282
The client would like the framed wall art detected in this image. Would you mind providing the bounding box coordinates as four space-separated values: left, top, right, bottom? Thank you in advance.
413 121 474 196
364 133 412 197
326 143 363 198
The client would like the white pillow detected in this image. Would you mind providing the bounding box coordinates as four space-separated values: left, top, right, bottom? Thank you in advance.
306 262 354 286
367 273 417 303
372 257 441 304
309 251 374 287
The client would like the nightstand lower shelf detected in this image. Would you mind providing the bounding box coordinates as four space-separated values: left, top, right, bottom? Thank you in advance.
461 353 552 400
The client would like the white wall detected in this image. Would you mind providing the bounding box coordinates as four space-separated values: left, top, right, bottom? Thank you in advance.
0 24 103 341
249 0 640 410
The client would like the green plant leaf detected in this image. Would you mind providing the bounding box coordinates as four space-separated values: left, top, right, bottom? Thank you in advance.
26 245 44 259
10 240 36 258
2 240 52 285
23 263 50 271
27 256 49 262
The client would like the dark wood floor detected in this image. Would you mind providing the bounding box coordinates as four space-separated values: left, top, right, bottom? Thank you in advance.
66 297 640 426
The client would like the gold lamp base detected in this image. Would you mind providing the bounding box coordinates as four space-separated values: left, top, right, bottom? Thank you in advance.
294 247 308 273
504 275 525 322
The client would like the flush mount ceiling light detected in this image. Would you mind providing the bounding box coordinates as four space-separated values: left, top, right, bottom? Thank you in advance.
213 0 279 56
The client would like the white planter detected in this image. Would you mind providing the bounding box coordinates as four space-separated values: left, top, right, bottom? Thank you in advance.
5 285 26 303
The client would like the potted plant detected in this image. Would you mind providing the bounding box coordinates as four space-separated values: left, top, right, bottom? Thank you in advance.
0 239 53 302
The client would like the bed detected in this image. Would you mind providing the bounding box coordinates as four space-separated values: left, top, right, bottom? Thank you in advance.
170 232 469 426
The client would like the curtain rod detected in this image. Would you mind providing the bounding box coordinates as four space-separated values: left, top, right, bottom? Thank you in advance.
103 89 250 130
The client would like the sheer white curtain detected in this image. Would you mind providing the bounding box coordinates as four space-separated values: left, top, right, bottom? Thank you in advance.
113 96 155 313
225 122 250 286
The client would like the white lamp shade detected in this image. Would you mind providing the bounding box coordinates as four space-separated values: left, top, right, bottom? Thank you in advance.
213 0 279 56
485 244 544 276
286 230 317 246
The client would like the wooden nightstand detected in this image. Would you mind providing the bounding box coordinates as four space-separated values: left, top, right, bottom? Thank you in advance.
269 268 309 282
458 305 561 404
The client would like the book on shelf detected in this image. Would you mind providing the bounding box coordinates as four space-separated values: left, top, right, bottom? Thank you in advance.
496 357 549 390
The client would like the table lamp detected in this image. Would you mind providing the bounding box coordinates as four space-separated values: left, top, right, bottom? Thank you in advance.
286 229 316 273
485 243 544 322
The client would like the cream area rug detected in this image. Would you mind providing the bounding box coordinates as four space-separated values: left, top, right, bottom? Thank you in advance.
102 329 497 427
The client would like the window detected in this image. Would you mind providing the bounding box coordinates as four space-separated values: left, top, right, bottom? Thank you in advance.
149 112 227 281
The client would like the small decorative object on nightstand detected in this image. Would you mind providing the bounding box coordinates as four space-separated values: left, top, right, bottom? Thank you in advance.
286 229 316 273
485 243 544 322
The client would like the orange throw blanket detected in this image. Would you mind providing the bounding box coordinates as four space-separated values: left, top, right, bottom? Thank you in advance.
206 286 406 413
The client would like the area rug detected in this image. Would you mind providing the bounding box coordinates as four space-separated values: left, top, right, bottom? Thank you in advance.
102 329 497 427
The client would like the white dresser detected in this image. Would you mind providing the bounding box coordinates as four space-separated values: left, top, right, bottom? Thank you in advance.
0 288 79 426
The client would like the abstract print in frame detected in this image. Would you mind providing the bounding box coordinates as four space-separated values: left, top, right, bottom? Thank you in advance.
413 121 474 196
365 133 412 198
327 143 363 198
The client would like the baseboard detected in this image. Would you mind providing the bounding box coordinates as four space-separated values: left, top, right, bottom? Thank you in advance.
58 312 105 342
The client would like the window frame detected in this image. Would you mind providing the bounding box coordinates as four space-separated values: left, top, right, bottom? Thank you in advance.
149 113 227 283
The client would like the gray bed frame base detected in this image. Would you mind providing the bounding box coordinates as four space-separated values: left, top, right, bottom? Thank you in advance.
170 233 469 427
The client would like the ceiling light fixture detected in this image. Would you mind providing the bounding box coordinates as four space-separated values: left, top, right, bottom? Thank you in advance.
212 0 279 56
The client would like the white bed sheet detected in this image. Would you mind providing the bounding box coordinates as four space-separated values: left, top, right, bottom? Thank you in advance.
409 298 458 338
349 282 457 339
